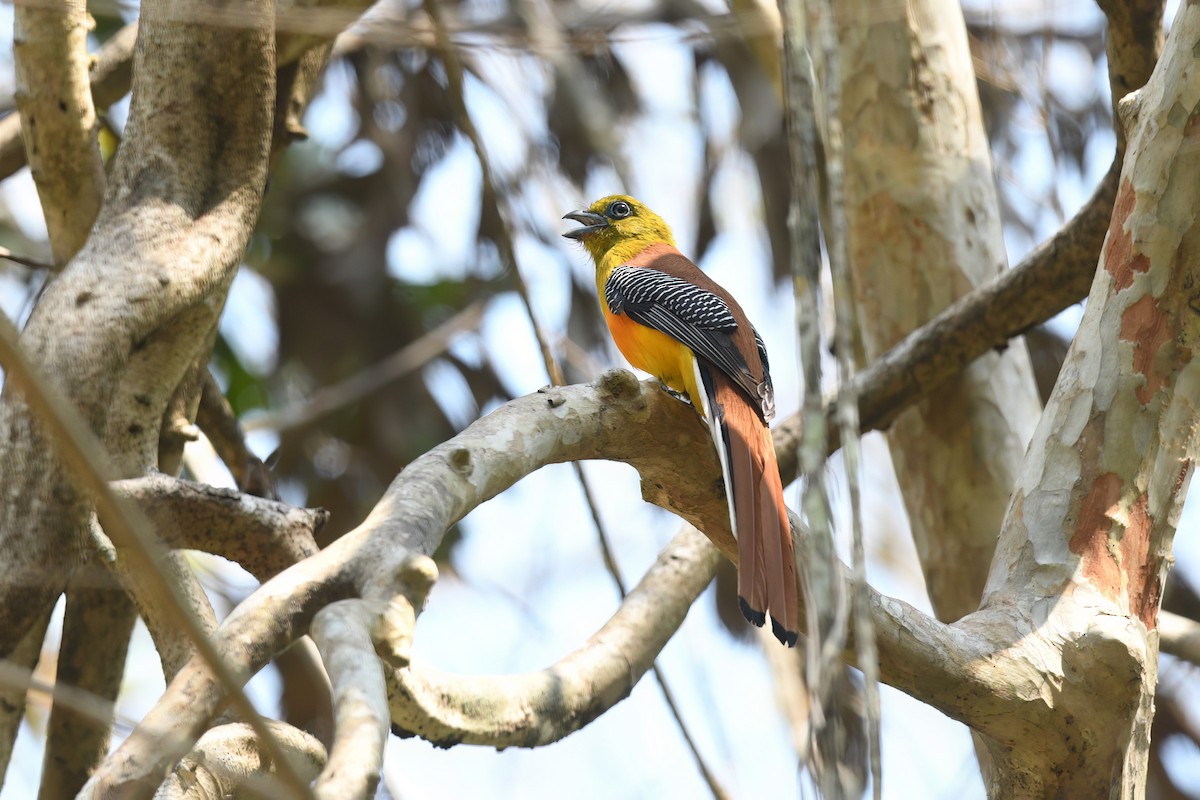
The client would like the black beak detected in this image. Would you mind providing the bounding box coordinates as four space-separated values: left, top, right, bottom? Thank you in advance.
562 210 608 240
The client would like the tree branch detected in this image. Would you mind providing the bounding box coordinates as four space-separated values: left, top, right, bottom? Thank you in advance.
0 302 312 800
92 370 984 789
13 0 105 263
112 474 325 582
310 600 393 800
0 21 136 184
1159 611 1200 667
388 525 721 748
155 722 327 800
772 157 1121 482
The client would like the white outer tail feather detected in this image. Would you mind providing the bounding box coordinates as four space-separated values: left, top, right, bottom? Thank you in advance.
691 356 738 540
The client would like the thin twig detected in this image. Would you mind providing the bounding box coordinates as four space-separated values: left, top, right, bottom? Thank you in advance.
422 0 563 386
0 661 140 732
197 370 276 497
815 0 881 795
244 300 487 434
780 0 857 790
0 246 54 272
0 311 316 800
574 465 731 800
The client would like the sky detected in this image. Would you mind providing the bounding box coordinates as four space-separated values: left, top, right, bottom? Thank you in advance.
2 1 1199 799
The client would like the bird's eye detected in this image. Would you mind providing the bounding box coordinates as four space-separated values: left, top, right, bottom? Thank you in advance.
608 201 633 219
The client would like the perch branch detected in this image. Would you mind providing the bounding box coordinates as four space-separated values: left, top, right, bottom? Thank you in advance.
96 370 998 790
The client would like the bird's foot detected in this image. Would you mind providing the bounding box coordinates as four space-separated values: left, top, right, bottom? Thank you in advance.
659 383 691 405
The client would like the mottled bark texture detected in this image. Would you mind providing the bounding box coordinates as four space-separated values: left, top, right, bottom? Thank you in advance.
961 2 1200 792
1 0 276 793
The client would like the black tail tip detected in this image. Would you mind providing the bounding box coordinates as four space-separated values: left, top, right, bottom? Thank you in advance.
738 596 766 628
771 615 799 648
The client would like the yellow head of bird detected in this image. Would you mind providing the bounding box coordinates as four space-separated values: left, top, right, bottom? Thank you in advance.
562 195 676 263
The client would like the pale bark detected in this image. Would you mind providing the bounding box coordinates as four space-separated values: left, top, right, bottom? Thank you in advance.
13 0 105 263
153 722 326 800
836 0 1040 622
309 601 390 800
112 474 325 581
38 585 135 800
85 371 937 792
960 2 1200 791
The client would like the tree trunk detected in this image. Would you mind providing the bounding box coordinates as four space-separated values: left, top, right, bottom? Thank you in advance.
958 2 1200 791
836 0 1041 622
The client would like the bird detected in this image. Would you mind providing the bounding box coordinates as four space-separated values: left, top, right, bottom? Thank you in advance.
563 194 798 647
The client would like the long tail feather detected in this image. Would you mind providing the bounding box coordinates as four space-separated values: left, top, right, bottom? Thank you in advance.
759 434 797 646
702 367 798 647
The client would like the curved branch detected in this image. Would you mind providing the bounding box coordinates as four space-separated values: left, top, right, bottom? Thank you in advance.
388 525 721 748
389 519 1002 747
94 369 984 790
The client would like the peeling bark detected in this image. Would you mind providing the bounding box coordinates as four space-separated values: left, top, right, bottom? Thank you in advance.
964 2 1200 791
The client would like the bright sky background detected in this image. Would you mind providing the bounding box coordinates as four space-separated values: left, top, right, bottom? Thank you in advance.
2 1 1200 799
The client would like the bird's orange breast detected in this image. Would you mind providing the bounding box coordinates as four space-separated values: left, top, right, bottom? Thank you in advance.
602 304 702 406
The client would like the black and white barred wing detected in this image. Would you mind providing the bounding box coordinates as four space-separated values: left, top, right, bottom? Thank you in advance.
604 265 769 413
